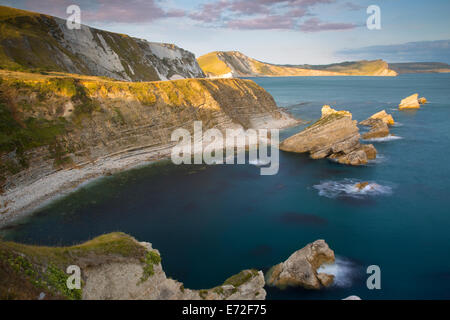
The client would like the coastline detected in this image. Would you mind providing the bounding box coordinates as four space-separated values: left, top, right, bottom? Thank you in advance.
0 113 300 229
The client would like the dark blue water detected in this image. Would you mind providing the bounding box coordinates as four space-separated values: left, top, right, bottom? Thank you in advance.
2 74 450 299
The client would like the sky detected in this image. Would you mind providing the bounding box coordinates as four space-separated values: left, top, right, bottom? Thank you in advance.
1 0 450 64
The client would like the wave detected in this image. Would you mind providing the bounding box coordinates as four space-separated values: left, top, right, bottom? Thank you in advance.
318 256 360 288
363 134 403 142
313 179 393 199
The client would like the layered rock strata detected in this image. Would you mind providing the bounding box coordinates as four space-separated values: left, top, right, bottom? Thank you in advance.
279 105 377 165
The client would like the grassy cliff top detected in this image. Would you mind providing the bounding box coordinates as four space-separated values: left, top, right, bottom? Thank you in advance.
0 232 148 299
197 52 232 76
198 51 397 77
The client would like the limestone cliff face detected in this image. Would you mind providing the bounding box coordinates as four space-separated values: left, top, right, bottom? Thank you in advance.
0 232 266 300
0 70 296 217
198 51 398 78
0 6 205 81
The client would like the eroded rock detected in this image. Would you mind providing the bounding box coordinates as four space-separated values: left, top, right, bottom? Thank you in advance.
280 105 377 165
362 119 390 139
265 240 335 290
360 110 395 126
399 94 421 110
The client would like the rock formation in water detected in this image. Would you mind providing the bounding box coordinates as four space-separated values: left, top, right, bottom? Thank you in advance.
0 6 205 81
279 105 377 165
0 232 266 300
399 94 422 110
360 110 395 140
265 240 335 290
361 119 390 139
360 110 395 126
343 295 362 300
197 51 398 78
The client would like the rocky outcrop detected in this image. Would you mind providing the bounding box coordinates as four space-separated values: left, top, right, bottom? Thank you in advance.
419 97 427 104
198 51 397 78
399 94 422 110
361 119 390 139
0 232 266 300
265 240 335 290
360 110 395 126
360 110 395 140
0 6 205 81
343 295 362 300
279 106 377 165
0 70 297 224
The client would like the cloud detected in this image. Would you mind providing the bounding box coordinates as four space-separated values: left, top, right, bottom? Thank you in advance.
188 0 356 31
24 0 185 23
299 17 356 32
227 15 296 30
336 40 450 63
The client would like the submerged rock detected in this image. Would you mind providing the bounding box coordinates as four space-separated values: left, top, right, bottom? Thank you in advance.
280 105 377 165
399 94 421 110
360 110 395 126
265 240 335 290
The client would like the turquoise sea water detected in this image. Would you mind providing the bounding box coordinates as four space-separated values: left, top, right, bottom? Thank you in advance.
2 74 450 299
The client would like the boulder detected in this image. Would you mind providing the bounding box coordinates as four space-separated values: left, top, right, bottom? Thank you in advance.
361 144 377 160
362 119 390 139
280 105 376 165
265 240 335 290
360 110 395 126
419 97 427 104
343 295 362 300
399 94 420 110
355 182 369 191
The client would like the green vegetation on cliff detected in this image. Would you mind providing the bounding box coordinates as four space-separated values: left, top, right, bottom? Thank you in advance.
0 232 146 299
0 5 204 81
0 69 282 195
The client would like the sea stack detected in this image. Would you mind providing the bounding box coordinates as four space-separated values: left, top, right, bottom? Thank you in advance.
399 94 427 110
265 240 335 290
279 105 377 165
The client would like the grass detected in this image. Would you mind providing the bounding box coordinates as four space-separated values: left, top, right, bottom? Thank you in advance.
197 52 231 76
223 269 259 288
0 232 148 299
140 251 162 283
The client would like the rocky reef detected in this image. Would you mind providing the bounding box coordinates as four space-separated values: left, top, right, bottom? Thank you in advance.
0 232 265 300
399 94 427 110
0 6 204 81
197 51 398 78
265 240 335 290
279 105 377 165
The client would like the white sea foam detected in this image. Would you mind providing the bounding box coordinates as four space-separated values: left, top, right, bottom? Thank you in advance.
318 256 359 288
368 154 387 164
363 134 403 142
313 179 393 199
